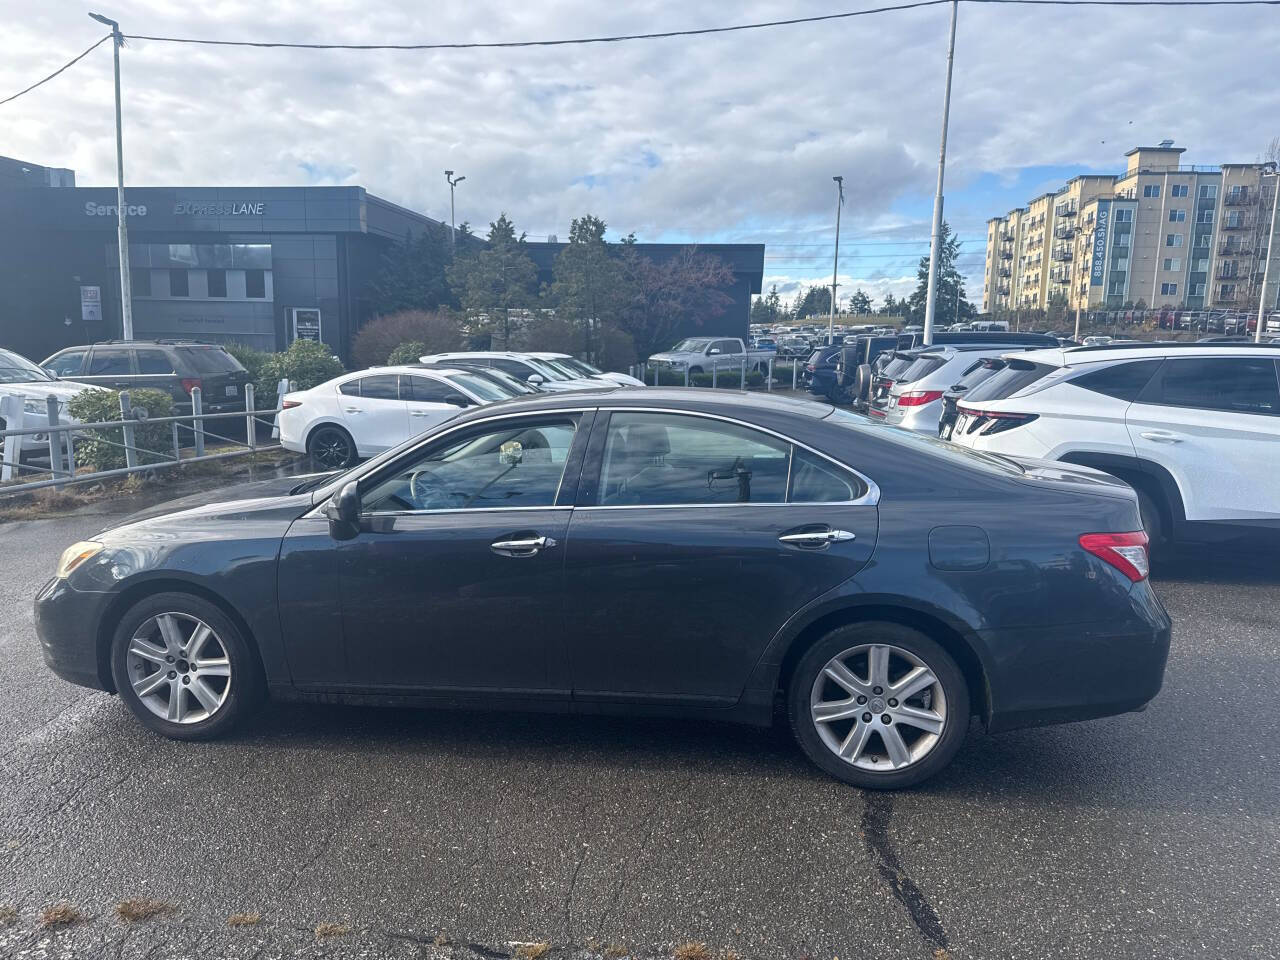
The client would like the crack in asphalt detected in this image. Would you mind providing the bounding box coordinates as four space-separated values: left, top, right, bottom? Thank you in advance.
860 792 950 953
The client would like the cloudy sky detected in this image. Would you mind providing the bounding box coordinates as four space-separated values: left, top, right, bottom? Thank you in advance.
3 0 1277 307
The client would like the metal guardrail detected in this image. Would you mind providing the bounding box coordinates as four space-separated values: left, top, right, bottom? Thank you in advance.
0 380 293 496
629 356 807 392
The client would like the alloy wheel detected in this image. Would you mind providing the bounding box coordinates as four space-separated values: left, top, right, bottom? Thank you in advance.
125 613 232 724
810 642 947 771
311 428 353 469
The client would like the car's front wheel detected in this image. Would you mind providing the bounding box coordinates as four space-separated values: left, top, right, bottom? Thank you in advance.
788 622 969 789
110 592 264 740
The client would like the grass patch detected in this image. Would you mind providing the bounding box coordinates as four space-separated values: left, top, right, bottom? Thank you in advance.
115 898 174 923
314 922 352 939
434 932 451 946
603 947 629 960
227 911 262 927
515 943 551 959
38 902 84 928
673 943 712 960
0 905 17 926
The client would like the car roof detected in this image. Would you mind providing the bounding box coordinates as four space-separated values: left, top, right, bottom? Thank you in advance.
444 386 834 421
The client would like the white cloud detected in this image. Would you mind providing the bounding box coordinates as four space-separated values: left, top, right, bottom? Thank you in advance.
3 0 1276 299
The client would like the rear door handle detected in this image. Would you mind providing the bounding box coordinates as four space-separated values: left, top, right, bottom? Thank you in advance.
343 407 363 414
778 529 856 547
491 535 557 557
1139 430 1182 443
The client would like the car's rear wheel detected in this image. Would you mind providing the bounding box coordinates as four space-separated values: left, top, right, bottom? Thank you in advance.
788 622 969 789
110 592 263 740
307 424 357 469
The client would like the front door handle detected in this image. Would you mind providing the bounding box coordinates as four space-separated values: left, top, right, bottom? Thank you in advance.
778 529 856 547
490 534 557 557
1139 430 1182 443
343 407 363 414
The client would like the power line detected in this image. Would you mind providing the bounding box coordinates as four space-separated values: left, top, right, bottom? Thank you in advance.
0 34 110 107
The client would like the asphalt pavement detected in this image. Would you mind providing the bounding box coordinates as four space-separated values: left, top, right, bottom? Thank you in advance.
0 499 1277 960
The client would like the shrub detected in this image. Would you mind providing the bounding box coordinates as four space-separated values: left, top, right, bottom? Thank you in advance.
386 341 428 366
260 340 345 401
67 388 175 472
351 310 461 368
223 342 274 408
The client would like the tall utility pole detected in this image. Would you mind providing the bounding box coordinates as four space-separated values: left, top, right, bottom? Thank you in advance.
90 12 133 340
828 176 844 345
922 0 959 346
444 170 465 253
1257 167 1279 343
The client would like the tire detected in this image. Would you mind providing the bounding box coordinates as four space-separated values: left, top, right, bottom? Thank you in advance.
110 592 265 741
1136 486 1167 549
787 622 969 790
688 366 703 375
306 423 357 469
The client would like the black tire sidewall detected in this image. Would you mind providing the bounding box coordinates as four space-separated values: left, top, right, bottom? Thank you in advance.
308 425 356 469
110 592 263 741
788 621 970 790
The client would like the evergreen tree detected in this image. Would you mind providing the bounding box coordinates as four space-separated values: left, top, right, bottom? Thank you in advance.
903 222 975 325
446 213 539 347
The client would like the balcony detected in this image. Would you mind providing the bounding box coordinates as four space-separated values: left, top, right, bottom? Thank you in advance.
997 284 1010 296
1000 230 1015 242
1054 202 1078 218
998 266 1011 277
1218 290 1237 302
1222 216 1252 230
1223 190 1251 206
1217 266 1241 280
1054 223 1076 239
1218 240 1252 256
1051 246 1073 262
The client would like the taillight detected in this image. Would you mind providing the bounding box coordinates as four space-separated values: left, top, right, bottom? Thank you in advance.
180 378 202 395
281 399 302 410
867 408 886 418
806 364 815 372
897 390 944 407
957 404 1038 436
1079 531 1150 582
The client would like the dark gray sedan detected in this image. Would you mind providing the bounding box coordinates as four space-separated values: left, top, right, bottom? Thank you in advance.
35 389 1170 789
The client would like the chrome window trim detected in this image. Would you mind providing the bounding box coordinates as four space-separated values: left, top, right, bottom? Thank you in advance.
305 403 881 517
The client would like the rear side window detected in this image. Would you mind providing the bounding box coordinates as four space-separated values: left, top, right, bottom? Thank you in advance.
174 347 244 375
134 349 175 375
1072 360 1162 401
87 349 132 375
789 448 865 502
1145 357 1279 415
357 375 400 400
963 360 1055 403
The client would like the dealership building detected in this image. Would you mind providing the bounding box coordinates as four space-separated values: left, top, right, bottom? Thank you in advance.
0 156 764 364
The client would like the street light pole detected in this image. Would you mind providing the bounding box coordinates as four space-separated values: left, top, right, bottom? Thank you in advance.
90 12 133 340
1256 168 1279 343
828 176 844 345
444 170 465 253
922 0 959 347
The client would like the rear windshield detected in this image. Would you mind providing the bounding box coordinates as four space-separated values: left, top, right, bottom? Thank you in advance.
879 353 920 380
895 354 948 384
962 358 1057 403
949 358 1005 393
174 347 245 375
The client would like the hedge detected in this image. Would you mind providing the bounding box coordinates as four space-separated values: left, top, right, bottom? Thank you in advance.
66 388 175 472
226 340 344 407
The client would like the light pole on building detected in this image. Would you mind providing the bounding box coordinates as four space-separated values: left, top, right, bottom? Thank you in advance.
444 170 465 253
89 11 133 340
922 0 959 346
828 176 844 345
1256 166 1279 343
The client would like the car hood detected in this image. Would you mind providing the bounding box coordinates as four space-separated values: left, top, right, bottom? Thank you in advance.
0 379 93 402
98 473 317 538
647 352 686 363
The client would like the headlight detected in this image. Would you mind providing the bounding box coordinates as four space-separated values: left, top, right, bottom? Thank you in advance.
55 541 103 579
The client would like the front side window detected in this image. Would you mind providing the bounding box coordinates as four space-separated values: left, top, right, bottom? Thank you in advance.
1148 358 1279 415
43 349 86 378
597 412 790 506
363 417 579 512
405 375 455 403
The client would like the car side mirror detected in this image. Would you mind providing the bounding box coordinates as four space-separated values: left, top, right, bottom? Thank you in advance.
444 393 471 407
324 480 361 540
526 374 544 385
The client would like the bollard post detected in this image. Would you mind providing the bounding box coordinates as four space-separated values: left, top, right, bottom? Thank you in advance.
767 356 773 391
792 361 798 391
244 383 256 450
119 391 138 470
191 386 205 457
45 395 65 486
683 362 689 387
712 364 717 389
172 422 181 461
65 424 76 478
0 394 21 483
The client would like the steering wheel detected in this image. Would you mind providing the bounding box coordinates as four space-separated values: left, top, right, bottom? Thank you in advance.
408 467 450 508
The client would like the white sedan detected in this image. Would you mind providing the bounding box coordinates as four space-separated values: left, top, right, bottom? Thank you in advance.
418 352 605 392
0 348 92 457
277 365 521 469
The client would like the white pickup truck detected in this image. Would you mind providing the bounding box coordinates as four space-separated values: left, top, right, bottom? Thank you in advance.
646 337 777 375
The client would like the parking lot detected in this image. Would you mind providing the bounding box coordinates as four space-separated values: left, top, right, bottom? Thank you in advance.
0 491 1275 960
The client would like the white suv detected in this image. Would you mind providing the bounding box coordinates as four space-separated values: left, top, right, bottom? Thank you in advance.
948 343 1280 542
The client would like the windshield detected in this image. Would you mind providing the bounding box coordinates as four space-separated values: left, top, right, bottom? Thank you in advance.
0 348 54 384
557 356 603 377
671 338 713 352
540 357 589 379
525 357 573 381
476 368 537 394
443 370 518 402
825 407 1025 477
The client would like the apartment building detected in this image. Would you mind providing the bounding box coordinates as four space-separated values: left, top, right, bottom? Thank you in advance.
982 142 1279 316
